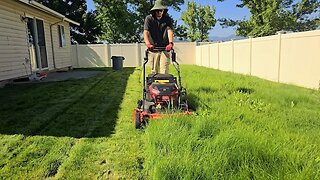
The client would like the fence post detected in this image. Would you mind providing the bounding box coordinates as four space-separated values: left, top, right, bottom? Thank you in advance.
76 44 80 68
208 45 211 68
136 42 141 67
277 31 284 83
217 41 220 70
103 44 107 67
194 41 199 66
249 36 253 75
232 39 235 72
106 44 111 67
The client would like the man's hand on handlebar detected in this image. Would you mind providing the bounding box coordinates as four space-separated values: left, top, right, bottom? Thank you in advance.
147 44 154 51
165 42 173 51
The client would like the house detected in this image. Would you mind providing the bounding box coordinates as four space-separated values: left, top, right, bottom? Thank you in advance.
0 0 79 82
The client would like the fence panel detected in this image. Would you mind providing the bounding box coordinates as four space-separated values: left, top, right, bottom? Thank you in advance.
251 35 280 82
71 45 78 67
209 44 219 69
200 45 210 67
233 39 251 75
75 44 108 68
219 41 233 72
174 42 196 65
110 44 137 67
280 31 320 89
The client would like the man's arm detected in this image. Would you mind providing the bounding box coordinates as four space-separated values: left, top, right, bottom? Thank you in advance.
165 28 174 51
144 30 152 45
168 29 174 43
167 16 174 44
144 30 154 50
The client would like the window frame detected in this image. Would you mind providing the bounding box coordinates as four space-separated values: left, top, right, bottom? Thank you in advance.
58 25 66 47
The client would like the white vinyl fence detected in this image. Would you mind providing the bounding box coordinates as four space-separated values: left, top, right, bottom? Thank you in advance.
71 42 196 68
71 30 320 89
196 30 320 89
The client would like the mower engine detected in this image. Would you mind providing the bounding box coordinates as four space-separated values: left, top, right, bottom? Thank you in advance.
149 82 179 103
145 74 187 113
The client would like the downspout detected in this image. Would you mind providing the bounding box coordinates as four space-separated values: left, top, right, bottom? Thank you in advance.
22 13 33 76
50 18 64 69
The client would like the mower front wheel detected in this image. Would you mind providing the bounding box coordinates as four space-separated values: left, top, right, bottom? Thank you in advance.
135 111 141 129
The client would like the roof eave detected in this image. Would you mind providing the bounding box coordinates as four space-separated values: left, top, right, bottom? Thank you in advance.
17 0 80 26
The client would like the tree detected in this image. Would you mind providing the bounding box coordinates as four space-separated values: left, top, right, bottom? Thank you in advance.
181 1 216 42
35 0 103 44
94 0 185 43
218 0 320 37
174 23 188 41
72 11 103 44
94 0 140 43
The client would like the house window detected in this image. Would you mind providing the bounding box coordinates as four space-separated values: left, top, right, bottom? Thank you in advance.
58 25 66 47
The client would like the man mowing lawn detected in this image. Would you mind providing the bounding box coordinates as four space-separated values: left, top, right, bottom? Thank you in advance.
144 0 174 74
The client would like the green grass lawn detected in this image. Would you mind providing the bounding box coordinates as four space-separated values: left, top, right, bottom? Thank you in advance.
0 66 320 179
0 68 143 179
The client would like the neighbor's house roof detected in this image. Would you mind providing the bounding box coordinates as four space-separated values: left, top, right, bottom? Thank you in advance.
17 0 80 26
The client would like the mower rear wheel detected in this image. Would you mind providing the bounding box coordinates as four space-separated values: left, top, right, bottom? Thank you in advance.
135 111 141 129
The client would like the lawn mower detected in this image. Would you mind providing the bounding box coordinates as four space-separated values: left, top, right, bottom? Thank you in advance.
134 47 192 129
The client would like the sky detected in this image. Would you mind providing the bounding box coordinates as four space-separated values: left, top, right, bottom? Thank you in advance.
86 0 250 37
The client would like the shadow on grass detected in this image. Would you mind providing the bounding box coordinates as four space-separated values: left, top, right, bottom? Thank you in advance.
188 87 217 112
187 93 211 113
0 68 135 138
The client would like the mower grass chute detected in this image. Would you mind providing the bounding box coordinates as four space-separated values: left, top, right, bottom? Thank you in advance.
134 47 192 129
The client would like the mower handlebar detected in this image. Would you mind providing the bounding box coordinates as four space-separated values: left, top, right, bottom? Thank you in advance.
147 47 174 52
145 48 176 62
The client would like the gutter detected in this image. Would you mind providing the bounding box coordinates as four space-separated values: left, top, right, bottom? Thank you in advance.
17 0 80 26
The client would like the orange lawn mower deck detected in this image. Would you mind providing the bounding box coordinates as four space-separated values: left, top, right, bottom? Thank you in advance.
133 47 192 129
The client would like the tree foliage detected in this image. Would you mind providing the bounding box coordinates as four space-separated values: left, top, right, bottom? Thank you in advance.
35 0 103 44
218 0 320 37
94 0 184 43
94 0 140 43
174 22 188 41
181 1 216 42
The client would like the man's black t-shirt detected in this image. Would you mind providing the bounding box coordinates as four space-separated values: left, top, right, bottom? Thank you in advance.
144 14 173 47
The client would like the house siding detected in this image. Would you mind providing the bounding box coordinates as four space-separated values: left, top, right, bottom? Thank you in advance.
0 0 73 81
0 4 29 81
51 22 72 69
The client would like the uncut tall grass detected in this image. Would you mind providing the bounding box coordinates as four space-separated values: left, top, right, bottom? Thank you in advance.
144 65 320 179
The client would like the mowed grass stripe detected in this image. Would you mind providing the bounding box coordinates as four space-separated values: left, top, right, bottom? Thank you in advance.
51 67 144 179
0 73 104 136
52 68 144 179
0 68 144 179
37 69 131 138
